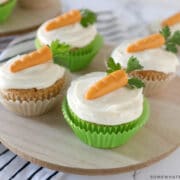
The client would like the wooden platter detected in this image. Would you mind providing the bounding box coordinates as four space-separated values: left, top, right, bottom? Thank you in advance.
0 46 179 175
0 2 61 37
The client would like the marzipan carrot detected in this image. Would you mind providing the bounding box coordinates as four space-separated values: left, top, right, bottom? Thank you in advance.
85 70 128 100
10 46 52 73
127 33 165 53
162 12 180 27
46 10 81 31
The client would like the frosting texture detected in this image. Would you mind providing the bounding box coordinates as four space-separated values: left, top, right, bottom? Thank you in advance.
0 55 65 89
111 41 179 73
169 23 180 33
37 21 97 48
67 72 143 125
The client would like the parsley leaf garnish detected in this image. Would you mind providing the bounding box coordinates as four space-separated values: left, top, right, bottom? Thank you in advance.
160 26 180 53
128 77 145 89
50 40 70 54
159 26 171 40
171 31 180 45
50 40 71 64
106 57 121 74
80 9 97 27
106 57 145 89
126 56 144 73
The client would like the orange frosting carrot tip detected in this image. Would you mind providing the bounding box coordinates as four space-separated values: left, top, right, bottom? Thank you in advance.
46 10 81 31
127 33 165 53
85 70 128 100
10 46 52 73
162 12 180 27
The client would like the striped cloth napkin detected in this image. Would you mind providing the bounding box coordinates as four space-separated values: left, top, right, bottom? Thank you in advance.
0 11 149 180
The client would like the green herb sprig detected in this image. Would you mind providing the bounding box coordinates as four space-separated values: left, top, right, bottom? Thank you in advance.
160 26 180 53
106 57 121 74
126 56 144 73
50 40 70 64
128 77 145 89
106 57 145 89
80 9 97 27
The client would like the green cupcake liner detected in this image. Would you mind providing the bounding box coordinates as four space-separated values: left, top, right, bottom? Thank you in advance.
0 0 16 23
62 97 150 148
35 34 104 72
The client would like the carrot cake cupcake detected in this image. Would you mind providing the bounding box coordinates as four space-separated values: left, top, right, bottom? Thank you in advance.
62 57 149 148
0 46 65 116
36 9 103 71
151 12 180 53
0 0 16 23
111 33 180 96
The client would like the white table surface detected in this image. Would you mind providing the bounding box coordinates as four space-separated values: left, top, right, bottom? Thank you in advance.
0 0 179 179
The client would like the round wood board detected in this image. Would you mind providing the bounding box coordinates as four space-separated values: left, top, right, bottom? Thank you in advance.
0 45 179 175
0 2 61 37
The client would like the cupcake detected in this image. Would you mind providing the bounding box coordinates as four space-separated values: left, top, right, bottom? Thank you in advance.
111 33 180 96
62 57 149 148
35 9 103 72
151 12 180 54
0 46 65 117
0 0 16 23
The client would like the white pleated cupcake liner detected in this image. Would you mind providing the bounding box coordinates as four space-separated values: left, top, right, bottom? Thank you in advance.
142 74 175 96
0 94 61 117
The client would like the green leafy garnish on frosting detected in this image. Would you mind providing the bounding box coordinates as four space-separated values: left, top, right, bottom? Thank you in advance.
128 77 145 89
106 57 121 74
160 26 171 40
80 9 97 27
106 57 145 89
50 40 70 63
160 26 180 53
126 56 144 73
106 56 144 74
50 40 70 54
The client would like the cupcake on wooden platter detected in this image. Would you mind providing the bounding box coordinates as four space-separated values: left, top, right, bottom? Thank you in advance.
35 9 103 72
0 0 16 23
0 46 65 116
111 32 180 96
62 57 149 148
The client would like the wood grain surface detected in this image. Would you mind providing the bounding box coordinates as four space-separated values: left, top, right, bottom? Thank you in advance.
0 2 61 37
0 46 179 175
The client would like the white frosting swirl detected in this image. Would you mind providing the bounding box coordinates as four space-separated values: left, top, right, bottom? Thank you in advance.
0 56 65 89
37 21 97 48
111 41 179 74
67 72 143 125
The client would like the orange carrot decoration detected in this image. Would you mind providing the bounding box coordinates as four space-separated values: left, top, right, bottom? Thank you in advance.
85 70 128 100
10 46 52 73
162 12 180 27
46 10 81 31
127 33 165 53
